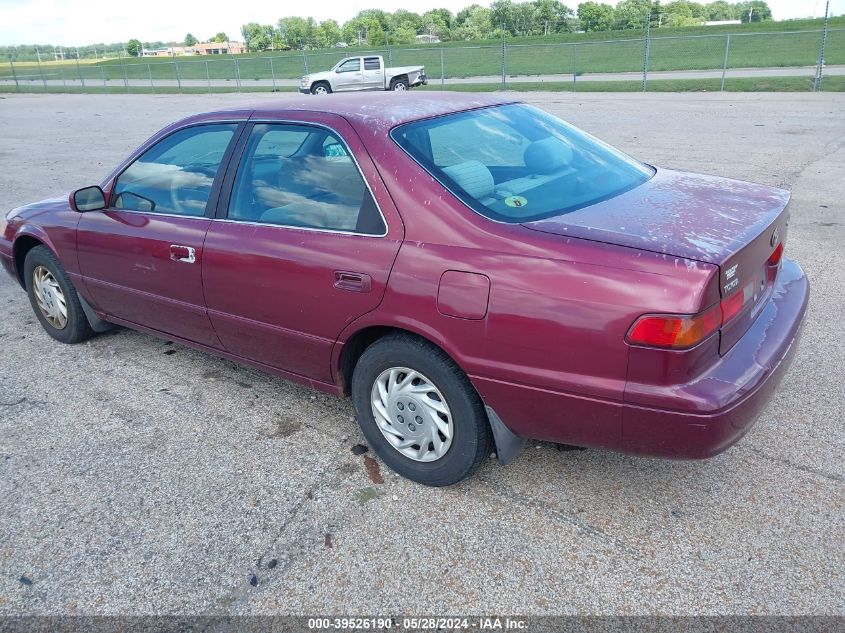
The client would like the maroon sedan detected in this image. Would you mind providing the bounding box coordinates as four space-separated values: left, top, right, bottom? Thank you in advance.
0 93 808 485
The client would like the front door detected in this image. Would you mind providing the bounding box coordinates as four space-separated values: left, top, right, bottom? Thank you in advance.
333 57 363 91
77 122 240 347
202 116 403 382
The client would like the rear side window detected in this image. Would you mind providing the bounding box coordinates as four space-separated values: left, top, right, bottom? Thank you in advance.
227 124 385 235
112 124 236 216
364 57 381 70
391 104 654 223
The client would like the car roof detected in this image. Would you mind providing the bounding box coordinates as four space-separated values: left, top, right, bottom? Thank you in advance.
210 91 518 131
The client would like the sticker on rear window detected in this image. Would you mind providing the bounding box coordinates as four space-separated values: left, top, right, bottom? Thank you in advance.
504 195 528 208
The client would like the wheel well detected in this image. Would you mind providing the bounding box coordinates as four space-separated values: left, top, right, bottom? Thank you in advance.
391 75 409 85
339 326 448 395
12 236 43 288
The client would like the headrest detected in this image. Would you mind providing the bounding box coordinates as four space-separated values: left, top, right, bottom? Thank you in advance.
442 160 495 199
524 137 574 174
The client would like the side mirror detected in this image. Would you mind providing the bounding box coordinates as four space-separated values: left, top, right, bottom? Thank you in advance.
324 142 349 161
72 186 106 212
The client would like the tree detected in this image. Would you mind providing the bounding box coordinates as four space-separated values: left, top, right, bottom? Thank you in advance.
213 32 229 43
614 0 659 29
735 1 772 22
577 1 615 30
315 20 342 48
241 23 275 51
532 0 574 34
126 39 142 57
489 0 516 30
184 33 197 46
453 5 493 39
704 0 736 20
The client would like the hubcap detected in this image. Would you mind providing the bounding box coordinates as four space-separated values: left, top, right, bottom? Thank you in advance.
314 86 327 95
32 265 68 330
370 367 453 462
393 83 407 91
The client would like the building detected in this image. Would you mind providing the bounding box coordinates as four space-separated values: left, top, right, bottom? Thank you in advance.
704 20 742 26
141 41 246 57
415 34 441 44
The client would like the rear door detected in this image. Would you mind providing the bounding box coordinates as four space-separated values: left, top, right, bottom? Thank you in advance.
362 56 385 90
77 121 242 347
202 112 404 382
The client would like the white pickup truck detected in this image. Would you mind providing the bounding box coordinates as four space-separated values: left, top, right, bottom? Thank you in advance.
300 55 427 95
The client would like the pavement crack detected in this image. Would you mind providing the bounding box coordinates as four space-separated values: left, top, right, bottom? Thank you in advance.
740 446 843 483
480 477 643 560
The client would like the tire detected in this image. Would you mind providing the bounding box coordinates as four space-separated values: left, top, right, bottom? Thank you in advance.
310 82 331 95
351 333 492 486
24 245 93 344
390 77 409 91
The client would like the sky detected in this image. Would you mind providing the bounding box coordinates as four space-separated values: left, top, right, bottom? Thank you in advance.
0 0 842 46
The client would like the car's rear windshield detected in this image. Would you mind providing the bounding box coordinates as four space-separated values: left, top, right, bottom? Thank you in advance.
391 103 654 223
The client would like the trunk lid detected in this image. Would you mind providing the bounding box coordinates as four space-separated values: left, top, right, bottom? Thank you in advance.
523 168 790 354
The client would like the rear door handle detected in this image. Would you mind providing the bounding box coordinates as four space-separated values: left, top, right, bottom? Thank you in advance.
170 244 196 263
334 271 371 293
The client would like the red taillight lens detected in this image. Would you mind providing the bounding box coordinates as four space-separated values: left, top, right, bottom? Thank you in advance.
628 278 757 349
627 304 721 349
767 242 784 267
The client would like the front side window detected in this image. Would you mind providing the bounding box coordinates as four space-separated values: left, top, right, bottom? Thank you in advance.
227 124 385 235
112 124 236 216
336 58 361 73
391 104 654 223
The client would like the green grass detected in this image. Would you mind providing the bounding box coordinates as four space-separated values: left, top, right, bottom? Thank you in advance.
1 18 842 84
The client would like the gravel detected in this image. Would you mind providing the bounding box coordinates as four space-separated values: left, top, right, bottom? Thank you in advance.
0 92 842 616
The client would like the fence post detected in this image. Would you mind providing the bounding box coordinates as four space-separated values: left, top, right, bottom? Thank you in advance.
36 54 48 91
148 63 155 92
440 47 445 86
75 54 84 89
101 66 106 87
233 56 241 92
174 59 182 92
814 0 830 92
642 14 651 92
386 32 393 66
572 43 577 92
206 60 212 93
720 34 731 92
302 49 309 74
119 50 129 92
8 57 19 92
501 27 507 90
269 57 276 91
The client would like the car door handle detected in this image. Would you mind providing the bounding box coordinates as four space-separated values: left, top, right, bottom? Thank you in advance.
170 244 196 263
334 271 371 293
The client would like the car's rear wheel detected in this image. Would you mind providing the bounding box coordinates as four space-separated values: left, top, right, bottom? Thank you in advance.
311 82 331 95
24 246 93 344
351 333 491 486
390 78 409 91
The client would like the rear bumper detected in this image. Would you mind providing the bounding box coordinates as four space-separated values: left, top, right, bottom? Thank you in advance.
473 258 808 460
621 257 809 458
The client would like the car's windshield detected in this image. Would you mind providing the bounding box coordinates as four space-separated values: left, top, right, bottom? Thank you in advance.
391 103 654 223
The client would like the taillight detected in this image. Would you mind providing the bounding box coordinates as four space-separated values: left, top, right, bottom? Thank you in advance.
627 305 721 349
767 242 784 267
627 279 756 350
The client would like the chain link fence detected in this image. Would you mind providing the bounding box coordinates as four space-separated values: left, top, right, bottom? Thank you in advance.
1 25 842 94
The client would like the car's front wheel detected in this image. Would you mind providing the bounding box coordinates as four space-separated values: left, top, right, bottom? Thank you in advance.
24 245 93 344
351 334 492 486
